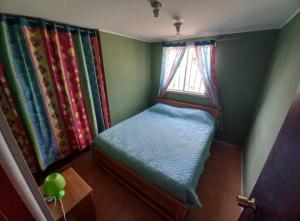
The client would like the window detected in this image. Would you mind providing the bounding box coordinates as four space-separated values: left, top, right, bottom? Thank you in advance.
167 46 206 95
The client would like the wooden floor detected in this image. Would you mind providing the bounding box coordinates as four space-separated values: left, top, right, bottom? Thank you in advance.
69 141 241 221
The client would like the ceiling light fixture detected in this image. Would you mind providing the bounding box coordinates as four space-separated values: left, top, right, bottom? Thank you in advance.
150 0 162 18
173 17 183 35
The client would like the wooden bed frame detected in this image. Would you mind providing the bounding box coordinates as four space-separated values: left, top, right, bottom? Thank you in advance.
157 98 221 118
94 99 220 221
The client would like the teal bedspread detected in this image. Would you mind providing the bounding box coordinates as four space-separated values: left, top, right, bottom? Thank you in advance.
93 103 217 207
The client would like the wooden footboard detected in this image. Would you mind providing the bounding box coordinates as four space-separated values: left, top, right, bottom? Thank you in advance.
94 147 188 221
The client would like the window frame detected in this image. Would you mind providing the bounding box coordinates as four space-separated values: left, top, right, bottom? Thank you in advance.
165 45 206 97
166 89 207 97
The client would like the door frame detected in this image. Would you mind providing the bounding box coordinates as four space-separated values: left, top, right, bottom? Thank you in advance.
0 108 54 221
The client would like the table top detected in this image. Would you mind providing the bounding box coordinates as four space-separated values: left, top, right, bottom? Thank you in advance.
39 167 93 220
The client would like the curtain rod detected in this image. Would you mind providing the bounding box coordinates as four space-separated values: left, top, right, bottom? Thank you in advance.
4 15 96 34
216 37 241 42
166 37 241 42
164 37 241 45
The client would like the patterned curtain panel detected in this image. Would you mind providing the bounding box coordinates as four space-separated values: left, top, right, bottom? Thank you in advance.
0 14 111 173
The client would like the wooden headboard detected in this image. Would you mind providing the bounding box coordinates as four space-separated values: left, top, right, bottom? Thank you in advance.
157 98 220 119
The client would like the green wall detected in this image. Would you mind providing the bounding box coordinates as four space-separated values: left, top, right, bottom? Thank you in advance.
100 23 300 197
243 13 300 195
150 31 278 145
100 32 151 125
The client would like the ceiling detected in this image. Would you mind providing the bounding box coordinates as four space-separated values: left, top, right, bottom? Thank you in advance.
0 0 299 42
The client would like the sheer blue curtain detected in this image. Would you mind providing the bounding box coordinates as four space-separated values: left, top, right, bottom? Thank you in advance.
158 43 187 98
159 40 221 114
194 41 221 110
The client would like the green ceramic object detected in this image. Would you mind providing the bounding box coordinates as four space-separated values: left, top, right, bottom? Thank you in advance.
43 173 66 200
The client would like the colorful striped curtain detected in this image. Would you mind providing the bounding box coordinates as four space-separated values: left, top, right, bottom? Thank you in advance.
0 14 111 173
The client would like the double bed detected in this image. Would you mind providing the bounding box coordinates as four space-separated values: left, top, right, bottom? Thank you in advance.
93 99 219 220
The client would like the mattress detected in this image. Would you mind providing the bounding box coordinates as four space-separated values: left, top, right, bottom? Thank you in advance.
93 103 217 207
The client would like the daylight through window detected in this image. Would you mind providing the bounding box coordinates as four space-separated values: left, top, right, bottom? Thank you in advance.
167 46 206 95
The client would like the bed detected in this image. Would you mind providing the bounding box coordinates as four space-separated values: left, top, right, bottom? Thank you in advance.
93 99 219 220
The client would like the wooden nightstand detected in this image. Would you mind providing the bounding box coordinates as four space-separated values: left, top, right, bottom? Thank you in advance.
40 168 96 221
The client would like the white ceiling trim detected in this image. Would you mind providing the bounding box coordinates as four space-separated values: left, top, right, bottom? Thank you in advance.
280 6 300 28
100 24 281 43
0 10 148 42
149 25 281 43
0 12 291 44
102 5 300 43
0 0 298 43
98 28 147 42
100 7 300 43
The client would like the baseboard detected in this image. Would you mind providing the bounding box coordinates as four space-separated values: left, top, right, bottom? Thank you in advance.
213 139 240 149
240 150 244 213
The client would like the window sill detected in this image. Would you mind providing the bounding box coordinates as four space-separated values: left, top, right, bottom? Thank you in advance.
166 90 207 98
